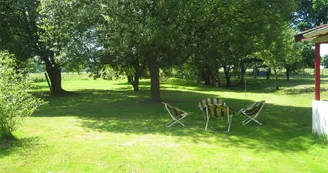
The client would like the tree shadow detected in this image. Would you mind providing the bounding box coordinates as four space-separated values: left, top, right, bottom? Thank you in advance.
78 98 313 153
194 76 326 94
0 137 40 158
33 88 316 153
131 75 328 95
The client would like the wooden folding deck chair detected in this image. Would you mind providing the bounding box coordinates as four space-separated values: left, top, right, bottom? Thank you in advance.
239 100 265 125
198 98 226 121
162 102 189 127
204 104 235 132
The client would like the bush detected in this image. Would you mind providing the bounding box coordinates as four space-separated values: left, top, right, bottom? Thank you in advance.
0 51 46 139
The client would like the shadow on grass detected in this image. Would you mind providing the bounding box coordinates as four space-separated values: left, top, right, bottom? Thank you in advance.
33 88 316 153
31 74 328 96
134 75 328 95
195 76 323 94
79 99 313 153
0 137 40 158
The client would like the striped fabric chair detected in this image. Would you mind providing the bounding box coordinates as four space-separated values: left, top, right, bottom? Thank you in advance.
198 98 226 108
204 104 235 132
198 98 226 120
162 102 189 127
239 100 265 125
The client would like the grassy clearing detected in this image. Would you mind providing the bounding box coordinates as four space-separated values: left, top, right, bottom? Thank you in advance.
1 73 328 173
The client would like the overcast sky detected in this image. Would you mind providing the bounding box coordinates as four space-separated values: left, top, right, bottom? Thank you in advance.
322 44 328 56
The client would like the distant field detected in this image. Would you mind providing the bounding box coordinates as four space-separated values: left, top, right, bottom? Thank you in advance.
1 72 328 173
29 72 91 82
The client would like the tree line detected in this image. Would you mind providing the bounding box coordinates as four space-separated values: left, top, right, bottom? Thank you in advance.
1 0 327 102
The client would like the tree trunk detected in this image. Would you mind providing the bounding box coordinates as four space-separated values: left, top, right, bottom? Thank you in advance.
239 63 246 85
128 73 140 91
216 76 221 87
204 67 212 85
266 68 270 80
253 66 258 79
200 67 211 85
128 58 146 92
274 69 279 90
211 63 219 86
45 61 65 94
285 67 290 81
197 67 202 84
41 51 65 95
223 65 231 87
132 79 139 91
148 56 160 102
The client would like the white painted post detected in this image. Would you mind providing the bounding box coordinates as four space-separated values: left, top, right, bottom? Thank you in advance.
312 100 328 135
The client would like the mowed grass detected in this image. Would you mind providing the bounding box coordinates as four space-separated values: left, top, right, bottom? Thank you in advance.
1 73 328 173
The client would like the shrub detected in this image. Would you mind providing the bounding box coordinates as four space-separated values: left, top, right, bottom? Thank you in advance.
0 51 46 139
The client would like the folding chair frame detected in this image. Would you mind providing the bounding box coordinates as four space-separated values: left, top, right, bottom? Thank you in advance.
239 100 265 126
204 105 233 132
162 102 189 127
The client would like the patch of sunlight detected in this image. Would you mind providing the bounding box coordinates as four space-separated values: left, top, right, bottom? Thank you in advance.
127 95 137 98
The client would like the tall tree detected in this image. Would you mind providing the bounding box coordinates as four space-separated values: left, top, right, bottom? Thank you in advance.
249 0 297 88
195 0 296 87
254 26 302 88
0 0 36 63
38 0 105 94
0 0 67 94
294 0 328 31
97 0 199 101
293 0 327 71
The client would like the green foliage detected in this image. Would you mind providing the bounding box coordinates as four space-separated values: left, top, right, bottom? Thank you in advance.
160 63 199 83
321 54 328 68
25 58 46 73
300 41 315 68
183 1 297 86
254 24 302 83
38 0 99 72
294 0 328 31
313 133 328 144
0 0 38 62
35 0 300 92
0 51 46 139
90 65 122 80
0 0 69 93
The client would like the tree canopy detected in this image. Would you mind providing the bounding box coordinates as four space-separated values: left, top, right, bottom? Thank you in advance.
2 0 323 101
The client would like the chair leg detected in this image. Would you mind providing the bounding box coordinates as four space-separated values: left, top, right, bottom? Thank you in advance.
242 116 251 124
166 116 187 127
242 114 253 124
177 120 185 126
227 115 232 132
253 119 262 125
241 109 263 126
166 120 175 127
177 114 188 126
242 118 249 124
167 120 185 127
243 118 262 125
205 116 210 130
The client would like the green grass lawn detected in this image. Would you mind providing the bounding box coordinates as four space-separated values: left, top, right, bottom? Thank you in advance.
1 73 328 173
